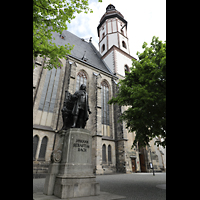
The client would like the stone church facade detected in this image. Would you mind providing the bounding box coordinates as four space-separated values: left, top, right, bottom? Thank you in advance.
33 4 166 178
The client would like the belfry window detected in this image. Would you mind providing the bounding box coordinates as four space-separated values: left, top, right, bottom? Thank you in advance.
122 41 127 49
76 71 87 91
101 44 105 53
101 81 109 125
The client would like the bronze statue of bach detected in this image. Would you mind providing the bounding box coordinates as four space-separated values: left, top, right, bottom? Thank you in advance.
61 84 92 130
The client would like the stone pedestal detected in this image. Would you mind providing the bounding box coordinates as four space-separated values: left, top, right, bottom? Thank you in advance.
45 128 100 199
43 163 60 195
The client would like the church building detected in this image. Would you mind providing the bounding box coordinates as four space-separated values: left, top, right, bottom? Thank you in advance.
33 4 166 178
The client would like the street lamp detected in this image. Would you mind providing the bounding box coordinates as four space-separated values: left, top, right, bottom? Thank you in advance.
148 144 155 176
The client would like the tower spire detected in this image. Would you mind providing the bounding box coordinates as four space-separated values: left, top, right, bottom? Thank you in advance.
97 4 136 77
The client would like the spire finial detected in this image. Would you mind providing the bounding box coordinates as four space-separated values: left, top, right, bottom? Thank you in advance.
106 4 115 12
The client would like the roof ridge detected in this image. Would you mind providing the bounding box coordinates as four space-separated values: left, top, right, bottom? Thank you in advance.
62 29 87 42
50 29 115 75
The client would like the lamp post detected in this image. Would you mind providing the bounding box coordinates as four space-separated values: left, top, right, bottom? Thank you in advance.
148 144 155 176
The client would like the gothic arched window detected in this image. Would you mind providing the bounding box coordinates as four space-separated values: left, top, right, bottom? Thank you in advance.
122 41 127 49
76 71 87 91
38 136 48 160
38 67 61 113
33 135 39 160
102 144 106 163
37 66 61 126
101 81 109 125
108 145 112 163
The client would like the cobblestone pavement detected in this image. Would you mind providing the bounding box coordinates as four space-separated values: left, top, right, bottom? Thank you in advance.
33 173 166 200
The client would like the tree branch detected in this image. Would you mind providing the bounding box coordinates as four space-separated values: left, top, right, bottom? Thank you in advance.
34 0 55 14
156 80 165 90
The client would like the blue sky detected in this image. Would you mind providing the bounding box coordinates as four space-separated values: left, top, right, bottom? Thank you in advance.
66 0 166 59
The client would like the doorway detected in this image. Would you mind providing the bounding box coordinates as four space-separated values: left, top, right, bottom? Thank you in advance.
139 153 146 172
131 158 136 172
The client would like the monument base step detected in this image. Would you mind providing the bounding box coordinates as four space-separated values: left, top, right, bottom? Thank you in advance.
33 191 126 200
53 177 100 199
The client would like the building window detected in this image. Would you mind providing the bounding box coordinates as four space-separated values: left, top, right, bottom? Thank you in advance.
122 41 127 49
101 81 109 125
36 66 61 126
108 145 112 163
124 65 129 75
76 70 87 91
102 32 105 39
38 136 48 160
121 29 124 35
102 144 106 163
38 67 61 113
33 135 39 160
101 44 105 53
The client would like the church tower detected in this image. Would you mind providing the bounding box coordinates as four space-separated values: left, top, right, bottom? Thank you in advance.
97 4 136 77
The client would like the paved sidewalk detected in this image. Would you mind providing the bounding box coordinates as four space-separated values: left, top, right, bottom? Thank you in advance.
33 173 166 200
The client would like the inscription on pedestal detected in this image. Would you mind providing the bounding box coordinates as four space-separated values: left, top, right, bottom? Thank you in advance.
73 139 90 152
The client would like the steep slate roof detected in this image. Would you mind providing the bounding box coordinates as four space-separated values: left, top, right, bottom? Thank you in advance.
50 30 113 75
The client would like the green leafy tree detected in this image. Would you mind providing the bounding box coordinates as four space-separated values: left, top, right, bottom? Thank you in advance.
108 36 166 148
33 0 102 70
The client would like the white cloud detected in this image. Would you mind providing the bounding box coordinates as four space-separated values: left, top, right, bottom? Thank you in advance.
67 0 166 59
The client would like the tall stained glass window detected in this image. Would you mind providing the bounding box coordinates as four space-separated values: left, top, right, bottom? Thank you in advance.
35 66 61 126
38 67 61 113
101 81 109 125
